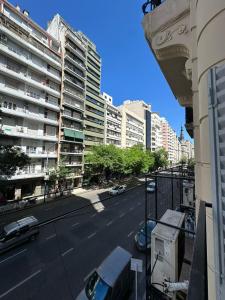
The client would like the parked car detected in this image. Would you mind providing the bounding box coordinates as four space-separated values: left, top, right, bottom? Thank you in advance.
134 220 156 251
146 181 156 193
76 246 133 300
109 185 126 196
0 216 39 254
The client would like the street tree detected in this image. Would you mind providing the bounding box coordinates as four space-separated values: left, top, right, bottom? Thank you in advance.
152 148 169 170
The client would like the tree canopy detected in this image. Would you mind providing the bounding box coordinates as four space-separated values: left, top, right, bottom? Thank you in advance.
85 144 168 180
0 145 30 178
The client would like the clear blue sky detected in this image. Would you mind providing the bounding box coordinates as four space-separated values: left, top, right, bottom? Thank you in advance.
10 0 190 140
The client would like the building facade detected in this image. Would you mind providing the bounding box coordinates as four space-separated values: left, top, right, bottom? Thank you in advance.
120 100 151 149
143 0 225 298
0 1 61 199
103 92 122 147
47 15 86 188
78 31 105 152
119 103 145 148
151 112 163 151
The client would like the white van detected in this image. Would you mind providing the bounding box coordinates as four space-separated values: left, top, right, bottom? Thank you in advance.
0 216 39 254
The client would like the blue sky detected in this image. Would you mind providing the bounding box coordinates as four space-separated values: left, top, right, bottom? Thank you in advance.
10 0 190 140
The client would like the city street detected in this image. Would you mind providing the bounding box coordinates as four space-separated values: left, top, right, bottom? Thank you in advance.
0 184 148 300
0 177 184 300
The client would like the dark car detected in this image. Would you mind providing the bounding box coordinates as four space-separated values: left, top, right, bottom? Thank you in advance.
134 220 156 251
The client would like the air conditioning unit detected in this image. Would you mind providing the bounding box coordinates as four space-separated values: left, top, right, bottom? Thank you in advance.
151 210 185 299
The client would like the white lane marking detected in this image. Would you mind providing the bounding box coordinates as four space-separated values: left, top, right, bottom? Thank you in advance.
0 269 42 299
0 249 27 265
119 213 125 218
127 231 134 237
106 220 113 226
139 221 144 226
91 213 96 218
72 222 79 227
87 232 96 239
46 234 56 241
61 248 74 257
129 207 134 211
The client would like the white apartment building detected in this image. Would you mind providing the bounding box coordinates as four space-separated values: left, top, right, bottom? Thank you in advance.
151 112 163 151
0 1 61 199
120 100 151 149
119 104 145 148
102 92 122 147
48 14 86 188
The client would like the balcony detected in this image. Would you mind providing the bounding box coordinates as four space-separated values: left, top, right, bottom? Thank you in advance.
9 168 46 180
1 107 58 126
142 0 192 107
0 84 59 112
2 126 58 142
64 74 85 92
0 17 61 69
62 111 83 123
64 98 84 112
65 52 86 71
0 63 60 98
25 149 57 158
60 149 83 155
65 41 86 61
64 64 86 82
0 40 61 83
64 86 84 102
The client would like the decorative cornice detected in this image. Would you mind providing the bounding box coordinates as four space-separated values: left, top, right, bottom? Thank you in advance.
155 24 188 46
155 44 190 61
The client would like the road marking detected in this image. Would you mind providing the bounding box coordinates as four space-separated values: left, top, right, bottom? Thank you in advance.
61 248 74 257
127 231 134 237
129 207 134 211
46 234 56 241
0 269 42 299
87 232 96 239
72 222 79 227
91 213 96 218
106 220 113 226
139 221 144 226
0 249 27 265
119 213 125 218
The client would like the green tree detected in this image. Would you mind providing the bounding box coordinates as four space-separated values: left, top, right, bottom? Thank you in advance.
187 157 195 170
49 162 71 189
179 156 187 165
152 148 169 170
0 145 30 178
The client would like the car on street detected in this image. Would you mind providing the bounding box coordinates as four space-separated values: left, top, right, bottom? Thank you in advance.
0 216 39 254
146 181 156 193
134 220 156 251
76 246 133 300
109 185 126 196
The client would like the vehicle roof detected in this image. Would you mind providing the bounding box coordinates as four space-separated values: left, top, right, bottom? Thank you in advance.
4 216 38 235
97 246 132 287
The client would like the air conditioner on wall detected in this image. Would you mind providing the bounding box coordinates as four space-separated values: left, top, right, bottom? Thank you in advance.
151 210 185 300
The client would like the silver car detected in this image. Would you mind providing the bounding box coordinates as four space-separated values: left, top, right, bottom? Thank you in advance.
0 216 39 254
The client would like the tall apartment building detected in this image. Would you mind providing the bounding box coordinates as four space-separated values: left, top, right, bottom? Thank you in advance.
151 112 163 151
77 31 105 152
47 15 86 188
143 0 225 298
118 103 145 148
121 100 151 149
0 1 61 199
102 92 122 147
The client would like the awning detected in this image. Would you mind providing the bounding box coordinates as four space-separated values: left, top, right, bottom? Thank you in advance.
64 128 84 140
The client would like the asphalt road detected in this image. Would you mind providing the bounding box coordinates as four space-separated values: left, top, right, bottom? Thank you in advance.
0 176 184 300
0 185 149 300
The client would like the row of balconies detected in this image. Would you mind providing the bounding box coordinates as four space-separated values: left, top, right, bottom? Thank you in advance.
65 52 86 71
65 41 86 61
0 38 61 83
0 62 60 98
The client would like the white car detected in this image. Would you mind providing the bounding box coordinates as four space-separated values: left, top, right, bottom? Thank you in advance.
109 185 126 196
146 181 156 193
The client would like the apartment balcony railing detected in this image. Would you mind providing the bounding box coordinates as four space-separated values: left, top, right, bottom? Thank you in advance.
0 39 61 82
64 65 85 82
0 16 61 66
64 161 83 167
64 74 85 91
25 149 57 157
62 112 83 123
65 41 86 61
0 63 60 98
64 86 84 102
65 52 86 71
1 107 58 125
64 98 84 111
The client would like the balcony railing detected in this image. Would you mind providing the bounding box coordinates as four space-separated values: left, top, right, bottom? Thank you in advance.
142 0 166 15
